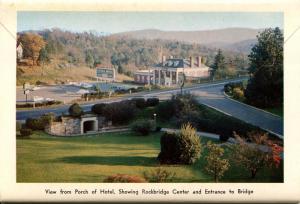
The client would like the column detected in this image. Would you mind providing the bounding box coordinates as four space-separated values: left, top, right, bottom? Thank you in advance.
158 68 161 85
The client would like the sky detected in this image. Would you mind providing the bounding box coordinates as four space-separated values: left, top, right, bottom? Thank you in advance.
17 12 283 34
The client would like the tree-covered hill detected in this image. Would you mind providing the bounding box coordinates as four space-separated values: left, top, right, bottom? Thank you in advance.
17 29 249 84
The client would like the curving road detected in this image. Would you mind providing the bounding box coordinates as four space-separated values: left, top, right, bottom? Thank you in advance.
16 79 283 138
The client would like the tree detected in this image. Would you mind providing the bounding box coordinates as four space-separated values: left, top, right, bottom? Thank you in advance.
110 52 129 74
19 33 46 65
38 47 50 64
205 141 230 182
245 27 283 108
230 132 275 179
68 103 83 117
85 51 94 68
211 49 226 77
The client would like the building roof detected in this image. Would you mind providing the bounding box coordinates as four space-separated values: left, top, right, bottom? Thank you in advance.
155 58 209 69
134 69 154 75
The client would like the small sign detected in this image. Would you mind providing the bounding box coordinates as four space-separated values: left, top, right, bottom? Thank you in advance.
96 68 115 81
24 90 30 95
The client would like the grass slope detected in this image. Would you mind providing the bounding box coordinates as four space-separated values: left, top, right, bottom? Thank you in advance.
17 131 282 183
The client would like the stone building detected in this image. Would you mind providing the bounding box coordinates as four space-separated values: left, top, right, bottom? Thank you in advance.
152 56 211 86
46 113 108 136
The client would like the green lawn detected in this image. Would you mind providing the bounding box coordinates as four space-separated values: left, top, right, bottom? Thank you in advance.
17 131 283 183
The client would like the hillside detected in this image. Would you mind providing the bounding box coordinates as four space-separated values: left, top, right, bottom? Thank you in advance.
17 28 251 85
113 28 262 53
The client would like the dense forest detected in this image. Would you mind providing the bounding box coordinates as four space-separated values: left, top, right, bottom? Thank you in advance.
17 28 249 78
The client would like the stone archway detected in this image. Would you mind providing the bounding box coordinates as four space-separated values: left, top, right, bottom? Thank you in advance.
83 120 96 133
81 117 98 134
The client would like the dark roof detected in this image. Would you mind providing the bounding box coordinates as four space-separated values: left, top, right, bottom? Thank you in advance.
155 58 206 68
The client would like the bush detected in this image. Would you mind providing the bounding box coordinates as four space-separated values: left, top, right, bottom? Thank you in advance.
143 168 176 182
177 123 202 164
157 132 180 164
131 119 155 136
25 118 45 130
156 100 176 121
68 103 83 117
40 113 55 125
146 98 159 107
103 101 137 125
103 174 146 183
20 128 32 137
131 98 146 109
91 103 106 115
16 121 22 132
158 124 202 165
224 82 244 95
25 113 55 131
232 87 245 101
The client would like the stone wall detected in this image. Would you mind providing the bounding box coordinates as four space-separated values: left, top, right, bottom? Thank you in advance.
46 116 109 136
46 117 81 136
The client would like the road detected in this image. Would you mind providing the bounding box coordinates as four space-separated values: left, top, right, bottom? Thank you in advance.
16 78 283 137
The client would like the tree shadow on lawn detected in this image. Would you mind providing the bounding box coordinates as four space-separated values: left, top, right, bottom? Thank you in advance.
55 155 158 166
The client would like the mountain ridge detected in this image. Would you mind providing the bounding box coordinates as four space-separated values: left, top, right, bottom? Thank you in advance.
112 27 264 53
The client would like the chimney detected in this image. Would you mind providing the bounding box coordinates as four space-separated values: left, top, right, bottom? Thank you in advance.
190 56 193 67
196 56 202 67
162 55 166 64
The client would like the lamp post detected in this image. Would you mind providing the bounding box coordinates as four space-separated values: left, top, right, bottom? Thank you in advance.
64 122 67 136
153 113 157 129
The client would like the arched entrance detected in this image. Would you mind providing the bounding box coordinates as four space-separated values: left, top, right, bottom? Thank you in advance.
83 120 97 133
81 116 98 134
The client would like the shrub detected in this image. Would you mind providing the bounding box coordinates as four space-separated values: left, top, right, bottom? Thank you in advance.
232 87 245 101
131 119 155 136
205 141 230 182
143 168 176 182
146 98 159 107
68 103 83 117
224 82 244 94
103 174 146 183
103 101 137 125
16 121 22 132
91 103 106 115
25 118 44 130
20 128 32 137
158 123 202 165
177 123 202 164
156 100 176 121
131 98 146 109
40 113 55 125
25 113 54 131
157 132 180 164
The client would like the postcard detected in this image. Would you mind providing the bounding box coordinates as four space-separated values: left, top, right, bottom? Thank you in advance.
0 0 300 202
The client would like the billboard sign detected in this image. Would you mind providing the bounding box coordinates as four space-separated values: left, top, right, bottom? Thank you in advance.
96 68 115 81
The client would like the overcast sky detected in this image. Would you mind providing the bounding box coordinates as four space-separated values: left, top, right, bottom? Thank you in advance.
18 12 283 33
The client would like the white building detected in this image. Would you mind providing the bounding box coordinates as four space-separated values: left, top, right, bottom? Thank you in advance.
152 56 211 86
134 69 154 84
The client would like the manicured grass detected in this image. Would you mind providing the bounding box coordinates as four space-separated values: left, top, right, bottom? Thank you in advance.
17 131 283 183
